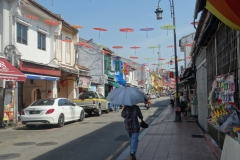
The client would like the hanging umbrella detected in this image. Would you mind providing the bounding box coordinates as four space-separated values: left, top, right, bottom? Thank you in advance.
130 46 140 54
160 24 175 36
130 56 138 59
112 46 123 54
119 28 134 39
71 25 83 29
44 20 59 26
93 28 107 38
100 50 110 54
140 27 154 38
25 14 38 22
106 87 145 106
62 39 72 43
148 46 158 54
142 64 148 66
78 42 88 47
167 45 174 52
158 58 165 60
185 43 192 47
186 56 192 59
152 63 157 66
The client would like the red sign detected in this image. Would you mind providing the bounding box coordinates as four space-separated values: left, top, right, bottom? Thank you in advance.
0 58 26 81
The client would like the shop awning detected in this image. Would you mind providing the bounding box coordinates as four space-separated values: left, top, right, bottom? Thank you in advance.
206 0 240 31
24 73 60 81
109 81 121 88
105 70 115 79
0 58 26 81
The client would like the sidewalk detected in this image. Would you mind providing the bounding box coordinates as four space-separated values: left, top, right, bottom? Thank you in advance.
117 105 219 160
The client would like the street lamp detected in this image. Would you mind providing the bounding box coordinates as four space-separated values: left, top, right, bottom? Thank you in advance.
155 0 181 122
169 55 174 65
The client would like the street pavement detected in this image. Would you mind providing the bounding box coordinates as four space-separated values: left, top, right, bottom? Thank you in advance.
0 97 170 160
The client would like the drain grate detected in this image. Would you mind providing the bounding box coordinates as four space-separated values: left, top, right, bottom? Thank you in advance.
36 142 58 146
115 135 128 141
192 134 204 138
13 142 36 146
0 153 20 159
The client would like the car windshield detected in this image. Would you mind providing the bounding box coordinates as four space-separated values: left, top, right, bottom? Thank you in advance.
31 99 55 106
78 92 96 99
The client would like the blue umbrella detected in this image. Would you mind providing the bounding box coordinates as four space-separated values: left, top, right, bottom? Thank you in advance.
140 27 154 38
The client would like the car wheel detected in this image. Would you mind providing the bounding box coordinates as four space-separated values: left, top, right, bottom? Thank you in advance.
79 111 85 121
105 104 109 114
96 105 101 116
26 125 35 129
57 114 64 127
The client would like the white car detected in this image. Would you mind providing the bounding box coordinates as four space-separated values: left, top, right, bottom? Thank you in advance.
21 98 85 129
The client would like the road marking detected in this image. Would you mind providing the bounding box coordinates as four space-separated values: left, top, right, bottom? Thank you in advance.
105 141 128 160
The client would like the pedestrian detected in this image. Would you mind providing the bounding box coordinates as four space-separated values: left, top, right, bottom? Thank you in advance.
109 102 114 111
113 104 120 112
180 92 186 116
121 105 143 160
186 99 191 116
144 94 150 109
170 94 174 108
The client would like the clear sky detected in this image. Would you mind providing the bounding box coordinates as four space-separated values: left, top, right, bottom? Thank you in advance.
36 0 197 71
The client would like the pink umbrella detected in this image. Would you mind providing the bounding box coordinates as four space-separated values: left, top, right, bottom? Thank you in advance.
112 46 123 54
120 28 134 39
130 46 140 54
186 56 192 59
130 56 138 59
158 58 165 60
140 27 154 38
93 28 107 38
167 45 174 52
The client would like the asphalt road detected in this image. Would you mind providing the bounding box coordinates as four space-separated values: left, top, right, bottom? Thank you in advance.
0 97 169 160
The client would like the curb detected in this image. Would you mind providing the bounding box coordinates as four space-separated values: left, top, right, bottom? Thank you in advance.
116 105 170 160
204 133 222 160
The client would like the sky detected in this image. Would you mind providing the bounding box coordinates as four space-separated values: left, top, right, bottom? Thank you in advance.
36 0 197 71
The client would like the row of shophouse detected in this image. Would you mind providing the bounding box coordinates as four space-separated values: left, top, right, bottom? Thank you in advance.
178 0 240 156
0 0 176 126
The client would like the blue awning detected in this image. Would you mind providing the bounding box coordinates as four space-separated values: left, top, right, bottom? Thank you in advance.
24 74 60 81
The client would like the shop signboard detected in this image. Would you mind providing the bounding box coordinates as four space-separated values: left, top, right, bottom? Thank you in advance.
77 77 91 88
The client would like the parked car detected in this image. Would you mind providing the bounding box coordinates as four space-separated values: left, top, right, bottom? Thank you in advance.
21 98 85 129
72 91 109 116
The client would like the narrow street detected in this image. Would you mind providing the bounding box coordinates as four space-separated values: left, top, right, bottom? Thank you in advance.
0 97 169 160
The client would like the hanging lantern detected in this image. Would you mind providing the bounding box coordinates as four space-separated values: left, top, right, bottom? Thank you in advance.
60 80 67 88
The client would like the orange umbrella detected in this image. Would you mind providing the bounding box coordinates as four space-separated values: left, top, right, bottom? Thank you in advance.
62 39 72 43
185 43 192 47
100 50 110 54
78 42 88 46
206 0 240 31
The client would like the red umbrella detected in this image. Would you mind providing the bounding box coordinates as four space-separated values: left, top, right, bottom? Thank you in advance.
142 64 148 66
62 39 72 43
112 46 123 54
191 22 199 25
186 56 192 59
185 43 192 47
130 56 138 59
78 42 88 46
152 63 157 65
44 20 59 26
25 14 38 21
158 58 165 60
167 45 174 52
119 28 134 39
130 46 140 54
85 45 94 50
100 50 110 54
93 28 107 38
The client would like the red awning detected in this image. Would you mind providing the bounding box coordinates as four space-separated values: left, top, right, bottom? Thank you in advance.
0 58 26 81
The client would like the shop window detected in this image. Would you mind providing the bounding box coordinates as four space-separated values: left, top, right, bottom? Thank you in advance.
65 36 71 64
54 34 62 61
17 23 28 45
37 32 46 50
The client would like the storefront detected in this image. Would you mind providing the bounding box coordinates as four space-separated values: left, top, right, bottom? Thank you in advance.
0 57 26 126
19 60 61 106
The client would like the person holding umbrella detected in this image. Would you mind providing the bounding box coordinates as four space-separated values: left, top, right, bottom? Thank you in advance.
121 105 143 159
106 87 146 160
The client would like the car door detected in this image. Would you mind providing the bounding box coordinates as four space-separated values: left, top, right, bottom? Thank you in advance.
66 99 77 120
58 99 68 121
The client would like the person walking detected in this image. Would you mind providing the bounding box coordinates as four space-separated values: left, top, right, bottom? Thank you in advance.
113 104 120 112
180 92 186 116
170 94 174 108
121 105 143 160
144 93 150 109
